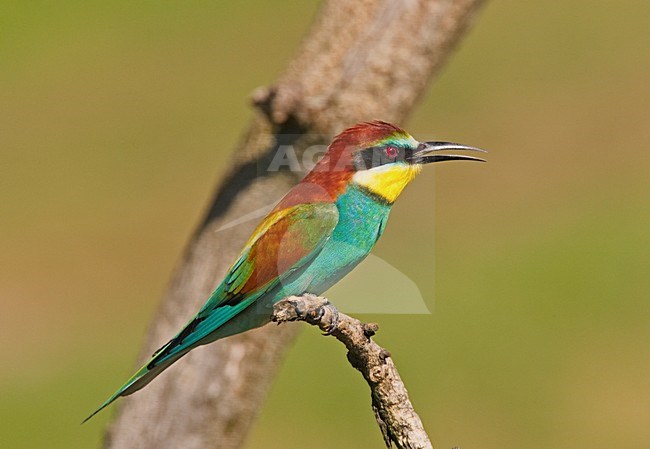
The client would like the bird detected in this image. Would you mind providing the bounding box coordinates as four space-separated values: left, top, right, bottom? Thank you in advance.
84 120 485 422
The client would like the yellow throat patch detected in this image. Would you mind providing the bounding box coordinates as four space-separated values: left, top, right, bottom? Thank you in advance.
352 163 422 203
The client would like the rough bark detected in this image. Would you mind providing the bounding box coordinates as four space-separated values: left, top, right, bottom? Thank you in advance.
272 295 433 449
102 1 484 448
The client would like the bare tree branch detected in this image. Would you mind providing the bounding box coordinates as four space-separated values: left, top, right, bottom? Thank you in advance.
102 1 485 448
272 295 433 449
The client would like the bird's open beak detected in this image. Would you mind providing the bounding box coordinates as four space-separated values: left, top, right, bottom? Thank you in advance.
408 141 487 164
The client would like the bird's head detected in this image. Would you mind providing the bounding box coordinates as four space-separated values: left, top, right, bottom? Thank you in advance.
303 120 485 204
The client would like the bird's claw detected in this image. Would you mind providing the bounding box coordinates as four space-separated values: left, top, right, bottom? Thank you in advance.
291 301 306 319
319 301 340 335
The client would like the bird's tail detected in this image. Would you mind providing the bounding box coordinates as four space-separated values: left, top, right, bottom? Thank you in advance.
83 288 259 423
82 349 186 424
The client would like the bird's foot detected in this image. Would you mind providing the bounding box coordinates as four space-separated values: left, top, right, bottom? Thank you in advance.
313 300 339 335
272 296 340 335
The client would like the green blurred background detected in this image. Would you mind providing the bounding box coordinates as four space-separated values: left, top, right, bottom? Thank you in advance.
2 1 649 448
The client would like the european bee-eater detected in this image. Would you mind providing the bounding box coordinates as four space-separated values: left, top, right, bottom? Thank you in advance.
85 120 484 422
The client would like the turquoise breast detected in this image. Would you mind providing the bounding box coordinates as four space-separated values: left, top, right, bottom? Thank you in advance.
285 184 393 296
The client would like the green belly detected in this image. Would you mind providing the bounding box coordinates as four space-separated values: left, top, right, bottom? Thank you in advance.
293 184 392 295
206 184 392 340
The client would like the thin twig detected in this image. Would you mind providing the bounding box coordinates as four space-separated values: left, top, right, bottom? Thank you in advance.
272 295 433 449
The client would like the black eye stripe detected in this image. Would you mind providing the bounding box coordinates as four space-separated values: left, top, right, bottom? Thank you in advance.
353 145 412 170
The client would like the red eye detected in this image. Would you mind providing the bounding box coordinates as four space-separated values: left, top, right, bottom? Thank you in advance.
385 146 398 158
